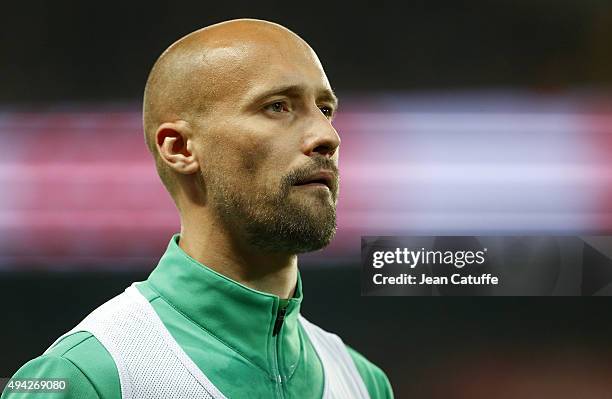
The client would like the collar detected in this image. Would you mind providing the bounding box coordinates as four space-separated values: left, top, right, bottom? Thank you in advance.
146 234 304 378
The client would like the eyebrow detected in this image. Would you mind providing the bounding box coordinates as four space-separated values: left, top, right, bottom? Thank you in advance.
247 84 339 110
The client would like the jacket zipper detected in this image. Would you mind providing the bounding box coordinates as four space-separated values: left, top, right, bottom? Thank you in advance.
272 306 287 336
271 301 288 398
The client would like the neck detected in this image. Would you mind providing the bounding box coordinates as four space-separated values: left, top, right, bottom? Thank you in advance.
178 208 298 299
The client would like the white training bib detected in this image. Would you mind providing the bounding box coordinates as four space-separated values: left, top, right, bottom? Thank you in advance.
45 283 370 399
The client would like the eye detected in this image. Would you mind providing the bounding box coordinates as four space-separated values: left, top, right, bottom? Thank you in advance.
319 105 334 118
264 101 289 113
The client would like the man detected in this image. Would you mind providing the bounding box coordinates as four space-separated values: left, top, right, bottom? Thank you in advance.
2 19 393 398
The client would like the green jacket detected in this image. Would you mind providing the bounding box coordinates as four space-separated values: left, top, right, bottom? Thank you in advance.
2 235 393 399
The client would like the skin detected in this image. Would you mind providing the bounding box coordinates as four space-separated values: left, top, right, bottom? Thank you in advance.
142 19 341 299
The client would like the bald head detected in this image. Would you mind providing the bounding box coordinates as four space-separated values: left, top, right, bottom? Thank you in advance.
142 19 322 197
141 18 340 253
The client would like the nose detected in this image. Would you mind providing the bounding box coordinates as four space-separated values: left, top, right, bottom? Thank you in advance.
302 106 341 158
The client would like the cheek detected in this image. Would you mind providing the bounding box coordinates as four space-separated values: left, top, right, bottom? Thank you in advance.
239 141 269 175
204 130 274 182
203 114 295 188
233 134 276 180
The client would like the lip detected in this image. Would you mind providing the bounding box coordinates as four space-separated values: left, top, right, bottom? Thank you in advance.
293 170 335 190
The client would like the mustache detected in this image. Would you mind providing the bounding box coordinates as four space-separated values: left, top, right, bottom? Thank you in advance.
283 157 339 192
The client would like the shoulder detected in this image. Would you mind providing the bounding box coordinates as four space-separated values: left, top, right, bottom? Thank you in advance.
346 345 394 399
299 315 394 399
1 332 120 399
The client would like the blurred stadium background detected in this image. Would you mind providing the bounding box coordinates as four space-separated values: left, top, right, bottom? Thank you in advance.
3 1 612 397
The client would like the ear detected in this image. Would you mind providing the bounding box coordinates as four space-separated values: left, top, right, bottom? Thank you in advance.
155 121 200 175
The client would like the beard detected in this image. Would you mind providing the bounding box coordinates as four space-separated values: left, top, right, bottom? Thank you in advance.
206 157 339 254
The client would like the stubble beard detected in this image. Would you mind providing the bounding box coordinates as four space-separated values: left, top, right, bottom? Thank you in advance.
207 164 339 254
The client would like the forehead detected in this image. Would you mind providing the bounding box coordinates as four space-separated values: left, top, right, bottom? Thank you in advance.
200 36 333 105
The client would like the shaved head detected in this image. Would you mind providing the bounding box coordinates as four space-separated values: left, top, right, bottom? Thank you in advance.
142 18 340 254
143 19 319 197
